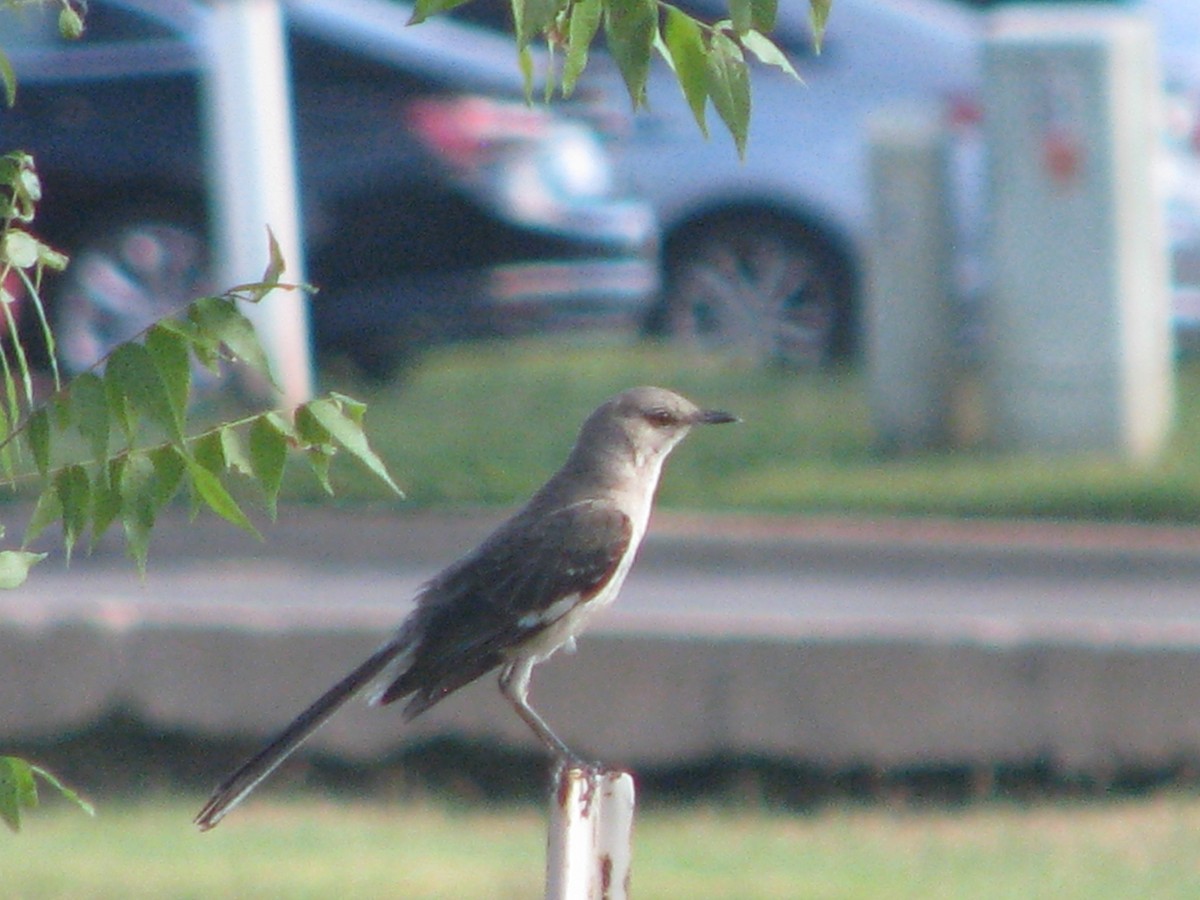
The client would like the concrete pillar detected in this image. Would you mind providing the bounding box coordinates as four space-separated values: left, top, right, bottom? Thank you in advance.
202 0 314 408
983 6 1173 460
865 106 958 453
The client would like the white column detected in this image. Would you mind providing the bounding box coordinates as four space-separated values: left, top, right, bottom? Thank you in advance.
983 6 1173 460
202 0 313 407
865 106 958 453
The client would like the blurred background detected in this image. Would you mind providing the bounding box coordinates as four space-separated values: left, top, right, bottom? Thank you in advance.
3 0 1200 896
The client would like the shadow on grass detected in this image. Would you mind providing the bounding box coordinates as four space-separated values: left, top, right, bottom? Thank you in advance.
11 710 1200 812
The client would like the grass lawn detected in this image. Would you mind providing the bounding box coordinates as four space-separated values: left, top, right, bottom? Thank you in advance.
294 338 1200 523
8 793 1200 898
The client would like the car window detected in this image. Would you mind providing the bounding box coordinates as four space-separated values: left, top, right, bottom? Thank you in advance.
289 31 436 96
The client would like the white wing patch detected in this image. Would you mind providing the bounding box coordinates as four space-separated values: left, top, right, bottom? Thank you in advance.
364 644 416 708
518 592 583 631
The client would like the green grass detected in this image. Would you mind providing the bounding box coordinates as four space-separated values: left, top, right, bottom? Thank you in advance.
9 793 1200 898
298 338 1200 522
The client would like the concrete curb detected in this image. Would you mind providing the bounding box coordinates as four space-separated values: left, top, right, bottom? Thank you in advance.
3 506 1200 771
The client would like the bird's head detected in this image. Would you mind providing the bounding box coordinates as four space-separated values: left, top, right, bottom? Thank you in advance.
577 386 739 472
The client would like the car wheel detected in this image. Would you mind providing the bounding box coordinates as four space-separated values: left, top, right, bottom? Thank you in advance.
657 214 854 368
54 216 213 378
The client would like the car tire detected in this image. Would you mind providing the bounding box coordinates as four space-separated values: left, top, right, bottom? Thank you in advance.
652 212 856 369
52 212 217 383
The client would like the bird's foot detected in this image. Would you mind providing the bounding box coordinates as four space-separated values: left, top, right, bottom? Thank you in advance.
554 752 605 778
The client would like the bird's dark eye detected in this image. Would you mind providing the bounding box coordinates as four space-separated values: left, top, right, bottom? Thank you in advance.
644 408 676 428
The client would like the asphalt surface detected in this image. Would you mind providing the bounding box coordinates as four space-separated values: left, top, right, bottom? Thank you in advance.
6 504 1200 645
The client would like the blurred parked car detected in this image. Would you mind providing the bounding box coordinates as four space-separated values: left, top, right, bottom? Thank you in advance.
623 0 1200 365
457 0 1200 366
0 0 658 379
453 0 980 367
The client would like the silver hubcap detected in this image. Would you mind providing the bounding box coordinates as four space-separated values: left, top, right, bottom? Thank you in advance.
670 228 835 367
57 222 210 374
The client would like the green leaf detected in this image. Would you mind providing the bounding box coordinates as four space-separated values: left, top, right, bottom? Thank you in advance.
562 0 603 97
28 764 93 817
729 0 752 34
220 426 253 478
0 403 12 482
27 407 50 476
307 446 334 495
0 756 38 832
327 391 368 424
0 758 94 831
0 50 16 108
55 464 91 559
707 32 751 157
294 403 331 448
518 43 535 104
58 5 85 39
741 29 800 80
2 229 39 268
191 429 225 477
182 455 261 538
120 451 159 571
71 372 110 466
51 391 72 431
90 458 124 546
106 342 180 444
303 397 403 496
23 487 62 548
408 0 474 25
188 296 275 383
264 409 298 442
37 243 69 271
1 152 40 221
148 444 186 507
543 21 559 104
248 415 289 518
808 0 831 53
663 6 709 136
154 316 220 373
145 324 191 433
262 227 286 287
511 0 559 47
605 0 657 107
0 550 46 590
749 0 776 32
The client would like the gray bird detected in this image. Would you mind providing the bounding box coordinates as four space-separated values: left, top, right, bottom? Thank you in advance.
195 386 737 830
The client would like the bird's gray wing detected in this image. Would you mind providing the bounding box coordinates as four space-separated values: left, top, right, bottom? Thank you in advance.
376 500 632 715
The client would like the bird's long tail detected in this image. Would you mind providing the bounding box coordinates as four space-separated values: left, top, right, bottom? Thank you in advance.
194 638 410 831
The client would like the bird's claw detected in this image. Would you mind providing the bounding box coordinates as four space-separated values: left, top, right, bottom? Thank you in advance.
555 754 604 777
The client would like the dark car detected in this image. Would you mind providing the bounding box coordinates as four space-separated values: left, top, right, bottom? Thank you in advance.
0 0 658 379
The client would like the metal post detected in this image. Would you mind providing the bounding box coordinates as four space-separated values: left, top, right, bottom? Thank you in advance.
202 0 313 408
546 766 635 899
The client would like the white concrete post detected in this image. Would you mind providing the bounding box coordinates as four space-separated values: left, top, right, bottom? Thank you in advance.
202 0 313 408
545 766 635 899
865 106 958 453
982 7 1174 460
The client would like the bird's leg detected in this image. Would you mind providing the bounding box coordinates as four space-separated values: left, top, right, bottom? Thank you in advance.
499 659 587 766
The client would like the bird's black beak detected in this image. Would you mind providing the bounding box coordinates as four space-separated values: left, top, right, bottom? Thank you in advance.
698 409 740 425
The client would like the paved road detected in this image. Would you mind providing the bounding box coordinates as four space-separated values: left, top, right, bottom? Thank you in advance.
6 506 1200 645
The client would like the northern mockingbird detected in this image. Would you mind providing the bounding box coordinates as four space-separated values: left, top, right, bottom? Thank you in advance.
195 386 737 830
